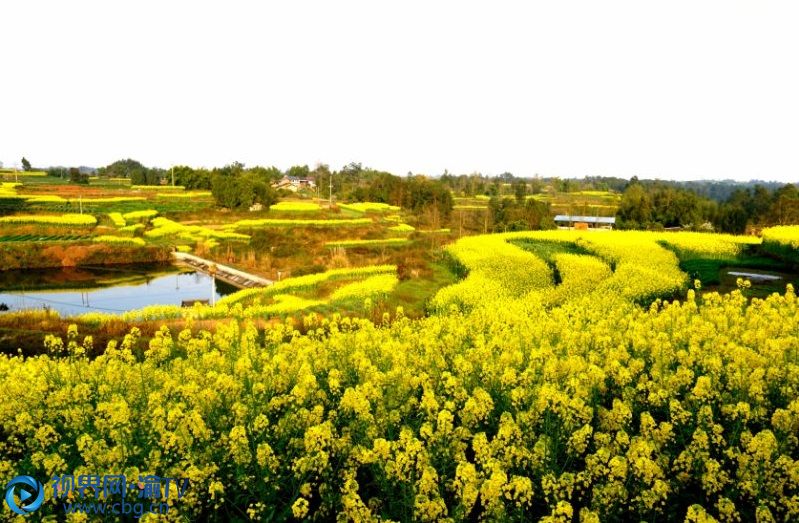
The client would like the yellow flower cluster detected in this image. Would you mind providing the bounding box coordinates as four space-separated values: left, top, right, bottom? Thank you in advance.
74 265 399 324
107 212 126 227
122 209 158 222
433 230 743 311
388 223 416 233
20 195 66 203
23 195 147 204
3 170 47 176
144 217 250 243
431 232 554 311
5 229 799 520
155 191 213 198
0 182 23 198
92 235 146 246
0 213 97 226
328 273 399 302
119 223 144 235
540 253 612 306
4 284 799 520
270 201 323 212
338 202 400 213
762 225 799 249
0 182 22 189
218 265 397 307
659 231 759 259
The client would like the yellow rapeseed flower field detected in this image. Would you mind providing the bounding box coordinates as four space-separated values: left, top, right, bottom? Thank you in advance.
2 230 799 521
762 225 799 249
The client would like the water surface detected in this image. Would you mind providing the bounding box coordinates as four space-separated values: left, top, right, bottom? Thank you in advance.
0 265 236 316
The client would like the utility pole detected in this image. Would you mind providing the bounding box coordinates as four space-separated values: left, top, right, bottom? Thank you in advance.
171 166 175 186
209 264 217 306
329 171 333 209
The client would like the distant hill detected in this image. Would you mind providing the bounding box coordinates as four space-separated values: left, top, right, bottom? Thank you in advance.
43 165 97 175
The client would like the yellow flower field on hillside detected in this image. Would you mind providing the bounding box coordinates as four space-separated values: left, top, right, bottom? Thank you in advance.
1 230 798 521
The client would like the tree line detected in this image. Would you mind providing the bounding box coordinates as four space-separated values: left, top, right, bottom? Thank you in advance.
436 172 799 233
93 160 456 226
617 177 799 233
74 159 799 233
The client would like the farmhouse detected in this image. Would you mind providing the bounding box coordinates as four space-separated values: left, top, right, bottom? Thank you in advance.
554 215 615 230
272 175 316 192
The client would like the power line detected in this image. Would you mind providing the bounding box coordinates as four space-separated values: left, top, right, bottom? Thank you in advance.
2 294 126 312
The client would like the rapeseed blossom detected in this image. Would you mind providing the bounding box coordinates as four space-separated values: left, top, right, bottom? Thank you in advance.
1 230 798 520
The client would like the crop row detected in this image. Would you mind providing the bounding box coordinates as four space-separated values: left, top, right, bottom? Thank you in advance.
338 202 400 213
224 218 373 230
0 213 97 226
270 201 323 212
155 191 213 199
0 234 86 242
144 217 250 243
431 230 764 312
131 185 185 191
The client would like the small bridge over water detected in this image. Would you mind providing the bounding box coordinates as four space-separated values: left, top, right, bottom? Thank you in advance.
173 252 273 289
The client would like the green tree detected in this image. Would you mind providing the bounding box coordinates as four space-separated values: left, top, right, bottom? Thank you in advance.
99 159 154 184
21 157 31 171
285 165 310 179
210 163 277 210
512 179 528 203
172 166 212 189
69 167 88 184
617 183 652 226
716 204 748 234
770 184 799 225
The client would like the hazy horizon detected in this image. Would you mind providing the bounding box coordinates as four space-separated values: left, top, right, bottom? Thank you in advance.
9 161 798 186
2 1 798 183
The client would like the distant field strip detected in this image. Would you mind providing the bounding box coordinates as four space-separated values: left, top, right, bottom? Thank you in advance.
224 218 372 229
0 213 97 226
325 238 411 249
270 201 323 212
338 202 400 213
131 185 185 191
155 191 213 198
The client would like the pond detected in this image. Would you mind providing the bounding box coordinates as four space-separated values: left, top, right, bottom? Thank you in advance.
704 266 799 300
0 264 238 316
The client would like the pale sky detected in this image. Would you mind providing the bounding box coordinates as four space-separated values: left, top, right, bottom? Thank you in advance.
2 1 798 182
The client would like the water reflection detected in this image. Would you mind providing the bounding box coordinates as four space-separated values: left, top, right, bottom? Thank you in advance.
0 265 236 316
